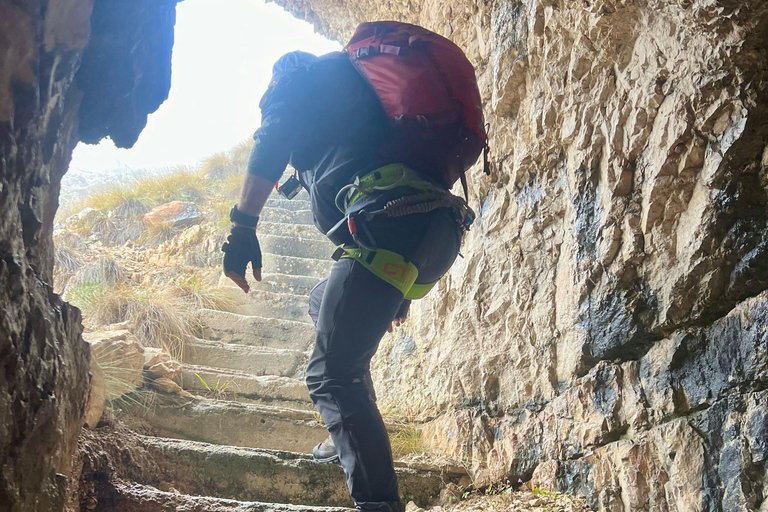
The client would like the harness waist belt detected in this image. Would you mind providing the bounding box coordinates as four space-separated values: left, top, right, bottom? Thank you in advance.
333 247 437 300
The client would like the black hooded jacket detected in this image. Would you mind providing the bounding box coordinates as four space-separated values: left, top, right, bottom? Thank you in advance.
246 51 440 234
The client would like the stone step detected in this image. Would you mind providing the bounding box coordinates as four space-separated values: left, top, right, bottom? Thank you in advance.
263 254 333 278
258 221 326 241
259 207 314 226
127 436 469 508
140 393 327 453
100 482 353 512
180 365 312 408
260 234 335 260
197 309 314 350
218 273 322 296
255 273 322 296
182 339 306 378
218 287 312 324
264 197 312 211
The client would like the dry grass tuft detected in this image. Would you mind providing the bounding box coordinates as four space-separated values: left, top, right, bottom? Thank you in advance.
139 222 183 246
123 287 191 358
173 272 236 312
219 172 244 198
70 168 206 221
77 256 126 286
228 138 254 166
389 425 425 459
67 280 192 359
199 152 235 178
54 245 82 274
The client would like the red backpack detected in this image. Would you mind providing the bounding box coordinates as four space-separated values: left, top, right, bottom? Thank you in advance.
345 22 489 195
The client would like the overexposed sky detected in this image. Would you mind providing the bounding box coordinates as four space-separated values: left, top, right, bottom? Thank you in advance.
69 0 340 174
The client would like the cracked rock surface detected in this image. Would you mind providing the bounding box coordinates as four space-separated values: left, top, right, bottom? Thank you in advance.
270 0 768 508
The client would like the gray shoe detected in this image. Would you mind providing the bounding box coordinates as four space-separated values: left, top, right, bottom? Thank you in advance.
312 435 340 464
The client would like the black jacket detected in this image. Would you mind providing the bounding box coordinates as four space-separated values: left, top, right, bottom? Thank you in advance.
246 51 388 234
247 51 442 235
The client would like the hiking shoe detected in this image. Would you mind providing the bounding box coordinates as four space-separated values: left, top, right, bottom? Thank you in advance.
312 435 339 464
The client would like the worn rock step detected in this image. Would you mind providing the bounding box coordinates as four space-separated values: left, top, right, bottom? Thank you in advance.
140 393 327 453
264 197 312 212
259 207 314 226
263 254 333 278
183 339 306 378
218 288 312 324
197 309 314 349
260 234 334 260
181 365 312 408
255 273 322 296
131 436 469 508
218 273 321 296
258 221 326 241
101 482 353 512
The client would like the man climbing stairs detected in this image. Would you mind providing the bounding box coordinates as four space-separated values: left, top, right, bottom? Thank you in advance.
96 191 469 512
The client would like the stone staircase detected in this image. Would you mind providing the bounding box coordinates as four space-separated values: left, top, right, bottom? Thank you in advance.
112 192 468 511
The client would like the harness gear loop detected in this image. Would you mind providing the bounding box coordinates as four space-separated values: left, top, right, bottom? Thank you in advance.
334 164 436 213
333 247 437 300
336 164 476 232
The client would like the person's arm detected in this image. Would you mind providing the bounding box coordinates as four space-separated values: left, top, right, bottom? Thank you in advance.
223 173 276 292
223 90 295 292
236 173 275 219
224 52 315 292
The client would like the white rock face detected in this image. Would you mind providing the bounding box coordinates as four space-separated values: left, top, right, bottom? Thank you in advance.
271 0 768 509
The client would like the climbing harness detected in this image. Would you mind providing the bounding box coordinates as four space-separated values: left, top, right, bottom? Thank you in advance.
329 163 475 299
331 246 437 300
335 164 476 236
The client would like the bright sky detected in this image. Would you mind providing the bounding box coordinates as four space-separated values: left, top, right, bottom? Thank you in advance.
69 0 340 174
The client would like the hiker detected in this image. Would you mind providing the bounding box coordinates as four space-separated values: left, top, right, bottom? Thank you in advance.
222 22 487 512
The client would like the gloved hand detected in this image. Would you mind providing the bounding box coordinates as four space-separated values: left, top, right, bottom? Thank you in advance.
222 226 262 293
387 300 410 333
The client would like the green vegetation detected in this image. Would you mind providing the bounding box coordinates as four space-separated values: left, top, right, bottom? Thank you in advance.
54 141 259 395
194 373 236 399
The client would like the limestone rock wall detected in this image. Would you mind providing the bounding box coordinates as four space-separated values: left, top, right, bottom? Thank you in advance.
270 0 768 509
0 1 178 511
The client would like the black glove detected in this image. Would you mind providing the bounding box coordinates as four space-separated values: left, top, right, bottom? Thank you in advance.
222 226 262 291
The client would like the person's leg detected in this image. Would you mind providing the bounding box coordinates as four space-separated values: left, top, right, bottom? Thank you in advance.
308 278 327 328
306 257 404 508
